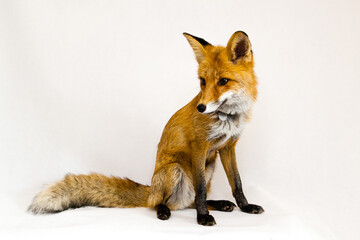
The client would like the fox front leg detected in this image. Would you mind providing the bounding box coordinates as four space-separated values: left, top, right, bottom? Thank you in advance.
191 144 216 226
219 142 264 214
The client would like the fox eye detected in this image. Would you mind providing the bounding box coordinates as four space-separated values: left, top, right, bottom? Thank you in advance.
218 78 230 86
200 78 206 86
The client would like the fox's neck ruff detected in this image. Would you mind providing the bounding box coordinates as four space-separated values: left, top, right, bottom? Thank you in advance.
207 91 253 143
207 112 247 147
216 111 239 122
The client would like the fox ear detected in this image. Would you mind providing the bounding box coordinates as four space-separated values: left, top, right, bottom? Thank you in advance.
226 31 252 63
183 33 212 63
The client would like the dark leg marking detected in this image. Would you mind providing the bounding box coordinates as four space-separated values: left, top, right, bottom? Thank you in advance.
197 214 216 226
240 204 264 214
195 178 216 226
206 200 236 212
234 180 264 214
156 204 171 220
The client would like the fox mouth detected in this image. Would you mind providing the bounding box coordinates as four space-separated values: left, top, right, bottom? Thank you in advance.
199 93 232 114
198 99 227 115
218 99 228 109
198 89 252 116
209 99 240 121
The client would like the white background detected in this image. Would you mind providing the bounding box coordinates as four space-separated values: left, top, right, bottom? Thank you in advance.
0 0 359 240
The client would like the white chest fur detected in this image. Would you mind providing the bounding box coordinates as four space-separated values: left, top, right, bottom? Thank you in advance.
208 113 247 143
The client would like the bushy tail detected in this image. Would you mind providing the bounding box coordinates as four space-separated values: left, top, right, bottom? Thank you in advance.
28 173 150 214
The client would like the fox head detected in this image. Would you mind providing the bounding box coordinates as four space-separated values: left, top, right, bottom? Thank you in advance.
183 31 257 116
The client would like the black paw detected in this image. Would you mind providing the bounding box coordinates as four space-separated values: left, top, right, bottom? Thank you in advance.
207 200 236 212
240 204 264 214
157 204 171 220
197 214 216 226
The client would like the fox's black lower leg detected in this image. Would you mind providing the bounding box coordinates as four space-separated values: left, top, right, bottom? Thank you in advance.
156 204 171 220
234 183 264 214
206 200 236 212
219 145 264 214
191 151 216 226
195 178 216 226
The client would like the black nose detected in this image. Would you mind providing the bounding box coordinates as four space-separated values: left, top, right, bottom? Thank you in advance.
197 104 206 113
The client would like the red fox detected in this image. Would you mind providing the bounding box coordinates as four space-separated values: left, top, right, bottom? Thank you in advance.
28 31 264 226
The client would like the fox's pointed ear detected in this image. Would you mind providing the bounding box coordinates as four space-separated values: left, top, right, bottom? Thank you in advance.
226 31 252 63
183 33 212 63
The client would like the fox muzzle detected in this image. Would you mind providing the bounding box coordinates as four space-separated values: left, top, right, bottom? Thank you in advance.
197 104 206 113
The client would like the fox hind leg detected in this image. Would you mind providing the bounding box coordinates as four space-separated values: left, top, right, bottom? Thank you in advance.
148 163 195 221
156 204 171 220
206 200 236 212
